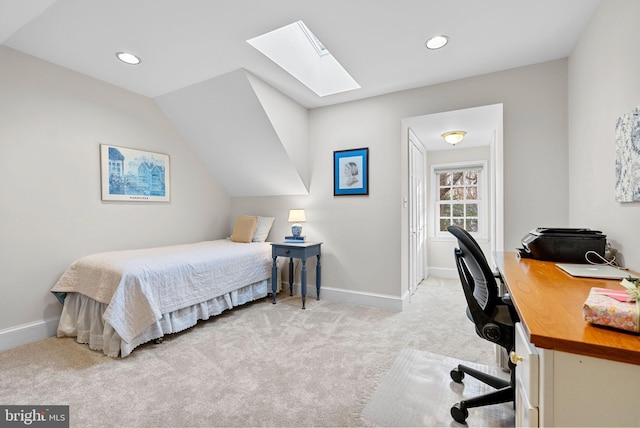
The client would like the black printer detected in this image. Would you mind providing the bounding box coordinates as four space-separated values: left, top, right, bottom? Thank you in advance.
518 227 606 263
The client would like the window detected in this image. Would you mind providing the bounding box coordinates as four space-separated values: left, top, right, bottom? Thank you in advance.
432 161 487 238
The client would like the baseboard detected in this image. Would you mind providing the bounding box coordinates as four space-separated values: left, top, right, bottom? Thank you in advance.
322 287 405 311
279 282 404 311
0 317 59 352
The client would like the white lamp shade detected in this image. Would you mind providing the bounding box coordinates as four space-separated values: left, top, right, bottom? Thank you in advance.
288 209 306 223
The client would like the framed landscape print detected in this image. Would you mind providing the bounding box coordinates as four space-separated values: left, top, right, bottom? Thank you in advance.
100 144 171 202
334 147 369 196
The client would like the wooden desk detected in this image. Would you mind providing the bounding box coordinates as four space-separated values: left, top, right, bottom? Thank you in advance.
495 252 640 365
495 252 640 427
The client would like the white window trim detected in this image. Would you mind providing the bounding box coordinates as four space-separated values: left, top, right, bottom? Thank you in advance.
430 160 488 240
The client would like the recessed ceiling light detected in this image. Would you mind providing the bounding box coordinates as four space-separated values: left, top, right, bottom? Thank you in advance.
426 35 449 50
247 20 360 97
116 52 141 65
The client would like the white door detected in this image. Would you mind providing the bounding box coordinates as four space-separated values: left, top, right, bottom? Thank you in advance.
408 131 426 296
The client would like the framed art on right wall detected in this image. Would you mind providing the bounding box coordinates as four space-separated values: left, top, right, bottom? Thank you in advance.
615 105 640 202
334 147 369 196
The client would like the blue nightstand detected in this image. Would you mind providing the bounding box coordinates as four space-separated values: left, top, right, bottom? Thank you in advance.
271 242 322 309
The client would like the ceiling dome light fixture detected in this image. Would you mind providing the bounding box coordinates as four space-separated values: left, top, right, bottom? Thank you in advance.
116 51 141 65
442 131 466 145
426 35 449 50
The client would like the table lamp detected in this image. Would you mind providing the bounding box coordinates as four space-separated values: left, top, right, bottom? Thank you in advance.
288 209 306 238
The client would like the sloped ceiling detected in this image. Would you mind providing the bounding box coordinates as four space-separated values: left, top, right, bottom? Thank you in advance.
1 1 600 108
2 1 600 197
156 69 308 197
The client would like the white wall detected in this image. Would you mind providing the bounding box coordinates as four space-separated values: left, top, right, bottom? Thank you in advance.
246 72 311 191
0 47 230 339
233 59 570 308
568 0 640 269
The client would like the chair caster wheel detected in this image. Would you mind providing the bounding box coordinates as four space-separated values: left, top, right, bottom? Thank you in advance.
451 403 468 424
450 368 465 383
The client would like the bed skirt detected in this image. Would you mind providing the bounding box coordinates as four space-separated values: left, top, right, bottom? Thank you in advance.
57 279 269 357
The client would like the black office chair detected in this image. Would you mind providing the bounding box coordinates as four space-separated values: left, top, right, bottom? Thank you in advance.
447 225 517 423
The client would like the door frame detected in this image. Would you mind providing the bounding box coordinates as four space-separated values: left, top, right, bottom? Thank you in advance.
399 104 504 307
408 129 427 297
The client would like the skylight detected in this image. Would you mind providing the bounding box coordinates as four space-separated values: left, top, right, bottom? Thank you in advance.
247 21 360 97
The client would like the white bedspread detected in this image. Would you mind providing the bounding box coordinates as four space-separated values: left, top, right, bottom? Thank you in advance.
51 240 272 343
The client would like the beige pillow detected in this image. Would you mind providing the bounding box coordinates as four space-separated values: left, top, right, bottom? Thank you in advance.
231 216 258 243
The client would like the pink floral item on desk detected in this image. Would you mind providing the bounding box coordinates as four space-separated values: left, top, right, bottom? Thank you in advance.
583 278 640 333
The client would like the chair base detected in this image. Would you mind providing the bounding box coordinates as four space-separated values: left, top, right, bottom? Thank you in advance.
450 364 514 423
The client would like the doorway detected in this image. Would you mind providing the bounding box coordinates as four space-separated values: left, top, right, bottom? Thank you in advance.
401 104 504 300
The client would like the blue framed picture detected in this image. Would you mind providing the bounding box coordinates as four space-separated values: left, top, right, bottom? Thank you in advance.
334 147 369 196
100 144 171 202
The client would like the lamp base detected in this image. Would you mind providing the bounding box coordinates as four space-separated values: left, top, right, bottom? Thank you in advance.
291 224 303 238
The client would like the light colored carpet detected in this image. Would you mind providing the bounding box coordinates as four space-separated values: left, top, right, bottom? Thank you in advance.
362 348 514 427
0 277 503 427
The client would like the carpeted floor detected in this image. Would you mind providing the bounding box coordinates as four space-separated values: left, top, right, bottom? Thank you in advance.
0 277 511 427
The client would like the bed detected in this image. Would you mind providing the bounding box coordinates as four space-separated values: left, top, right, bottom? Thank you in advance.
51 216 278 357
